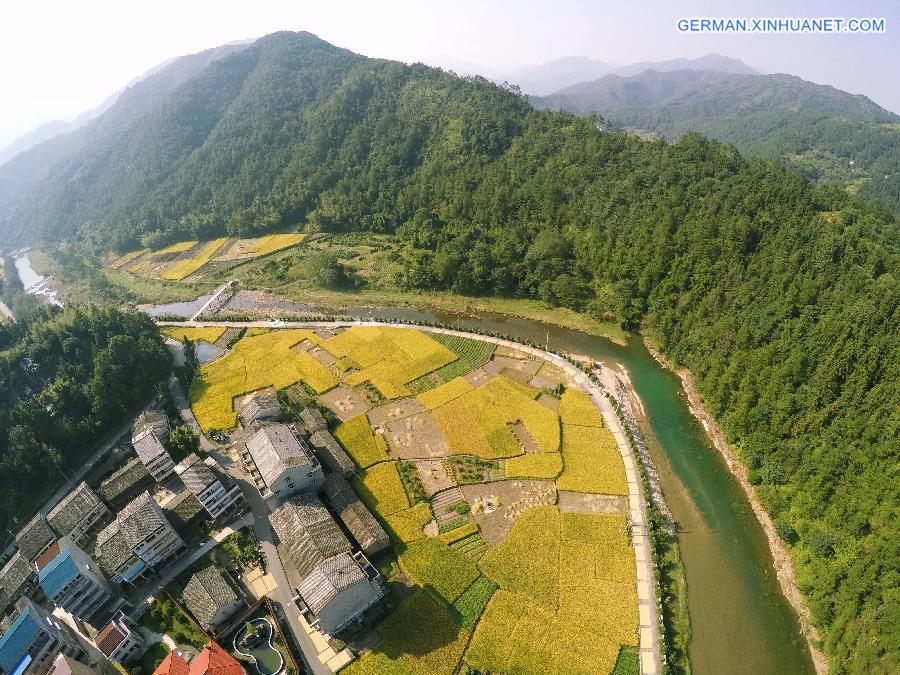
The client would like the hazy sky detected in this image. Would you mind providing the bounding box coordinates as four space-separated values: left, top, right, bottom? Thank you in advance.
1 0 897 148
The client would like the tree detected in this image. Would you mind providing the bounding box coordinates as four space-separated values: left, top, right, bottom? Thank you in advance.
169 425 199 459
307 252 352 289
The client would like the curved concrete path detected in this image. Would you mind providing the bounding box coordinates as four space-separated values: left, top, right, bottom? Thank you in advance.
159 319 662 675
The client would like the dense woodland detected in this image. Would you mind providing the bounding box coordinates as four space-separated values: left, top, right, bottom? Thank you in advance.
536 69 900 212
0 32 896 672
0 306 170 542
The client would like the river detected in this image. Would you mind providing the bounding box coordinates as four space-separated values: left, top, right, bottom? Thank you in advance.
148 299 816 674
13 253 62 306
346 307 816 675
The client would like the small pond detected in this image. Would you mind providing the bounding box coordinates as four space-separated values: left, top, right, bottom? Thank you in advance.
234 617 284 675
195 341 225 363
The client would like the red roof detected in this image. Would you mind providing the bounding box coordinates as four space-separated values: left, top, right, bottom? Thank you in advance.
190 640 244 675
94 620 127 656
153 651 190 675
34 542 61 571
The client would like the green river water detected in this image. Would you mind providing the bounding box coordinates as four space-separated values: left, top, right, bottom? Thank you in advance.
348 306 816 675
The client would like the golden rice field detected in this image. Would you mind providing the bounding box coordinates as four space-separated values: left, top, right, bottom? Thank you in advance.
383 502 433 544
154 240 197 255
350 462 410 517
504 452 564 479
559 388 604 427
334 414 390 468
161 326 227 343
429 375 560 460
215 233 306 260
342 591 469 675
160 237 228 280
468 506 637 675
320 327 457 399
398 537 481 605
418 377 474 410
110 249 146 269
556 423 628 495
189 329 338 430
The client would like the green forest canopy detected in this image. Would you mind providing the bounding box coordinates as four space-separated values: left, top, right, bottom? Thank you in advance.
0 32 895 672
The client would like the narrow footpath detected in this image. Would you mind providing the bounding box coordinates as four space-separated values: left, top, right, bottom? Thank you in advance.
160 318 663 675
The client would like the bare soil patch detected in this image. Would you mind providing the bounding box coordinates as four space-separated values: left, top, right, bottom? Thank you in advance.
384 411 450 459
232 386 276 412
536 393 560 412
367 398 427 427
463 367 496 387
319 386 371 420
509 422 539 454
557 491 627 515
485 355 542 377
414 460 456 497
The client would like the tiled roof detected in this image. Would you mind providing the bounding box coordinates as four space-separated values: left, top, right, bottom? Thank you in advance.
34 542 61 572
0 552 35 613
15 514 55 561
296 552 367 614
50 654 97 675
239 394 281 424
181 567 238 628
94 619 126 657
246 424 315 488
133 428 171 464
309 429 355 475
153 650 190 675
322 475 389 554
188 640 244 675
47 482 105 538
269 494 352 578
0 602 41 672
179 455 218 496
118 492 171 549
300 407 327 433
134 410 169 438
37 548 79 599
97 457 153 504
94 522 135 578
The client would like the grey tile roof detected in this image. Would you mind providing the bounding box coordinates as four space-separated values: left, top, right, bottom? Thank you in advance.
246 424 316 488
117 492 171 549
97 457 153 505
300 407 327 434
133 410 169 438
0 552 35 613
239 395 281 424
309 430 355 476
178 455 218 495
296 552 366 614
269 494 352 579
132 428 171 464
47 482 106 538
181 566 239 628
93 523 135 578
15 515 56 561
322 476 389 555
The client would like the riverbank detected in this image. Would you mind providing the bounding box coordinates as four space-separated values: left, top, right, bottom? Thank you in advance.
643 342 827 675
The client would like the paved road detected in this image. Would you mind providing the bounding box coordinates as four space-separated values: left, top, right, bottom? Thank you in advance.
159 318 663 674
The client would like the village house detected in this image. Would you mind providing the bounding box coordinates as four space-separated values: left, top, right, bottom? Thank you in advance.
238 393 282 427
299 406 327 434
269 494 384 636
46 483 112 548
308 430 355 478
153 640 244 675
93 611 144 665
48 654 97 675
0 599 86 675
15 516 56 563
0 552 38 620
175 454 243 522
132 428 175 482
133 409 171 442
241 424 323 500
322 475 390 556
93 524 144 587
35 539 118 627
180 566 244 631
96 458 154 509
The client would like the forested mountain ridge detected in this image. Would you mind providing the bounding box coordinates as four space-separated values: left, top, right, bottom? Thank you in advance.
535 68 900 211
0 31 897 672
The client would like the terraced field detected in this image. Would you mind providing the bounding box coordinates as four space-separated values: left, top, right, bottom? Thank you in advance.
107 233 306 280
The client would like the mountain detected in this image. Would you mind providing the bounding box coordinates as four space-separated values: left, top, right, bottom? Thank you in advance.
0 40 251 205
536 68 900 211
502 53 754 96
0 33 897 673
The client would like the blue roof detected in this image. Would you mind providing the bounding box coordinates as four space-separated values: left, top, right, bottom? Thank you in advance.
38 549 79 599
0 607 40 672
121 559 147 582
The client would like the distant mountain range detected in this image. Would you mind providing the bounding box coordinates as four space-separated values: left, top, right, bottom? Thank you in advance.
535 68 900 211
500 53 756 95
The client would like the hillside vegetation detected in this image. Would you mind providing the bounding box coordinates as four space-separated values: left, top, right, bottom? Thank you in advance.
536 69 900 212
0 32 896 672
